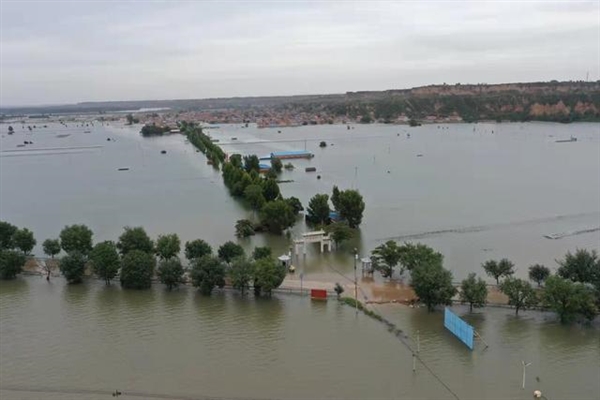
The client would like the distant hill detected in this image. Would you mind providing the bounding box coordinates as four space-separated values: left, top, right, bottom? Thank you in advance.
2 81 599 123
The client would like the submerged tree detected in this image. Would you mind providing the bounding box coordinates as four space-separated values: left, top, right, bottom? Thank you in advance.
120 250 156 290
459 273 488 312
191 255 226 295
0 250 26 280
184 239 212 262
229 256 254 295
372 240 402 278
155 233 181 261
42 238 61 259
253 257 286 297
306 194 330 225
411 262 457 312
218 241 245 264
59 251 87 284
12 228 36 256
60 224 93 256
260 200 295 234
543 275 598 323
157 258 185 290
499 278 538 315
90 241 120 285
398 242 443 273
117 226 154 256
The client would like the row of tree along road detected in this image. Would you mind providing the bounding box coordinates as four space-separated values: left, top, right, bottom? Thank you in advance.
0 221 286 297
1 220 598 324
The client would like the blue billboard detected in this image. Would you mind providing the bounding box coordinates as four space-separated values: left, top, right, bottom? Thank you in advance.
444 308 474 350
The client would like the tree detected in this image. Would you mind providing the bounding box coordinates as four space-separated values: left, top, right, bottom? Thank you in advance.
8 126 14 134
319 141 327 148
243 155 260 173
260 200 296 234
557 249 599 285
410 262 457 312
261 179 280 202
543 275 598 323
126 114 134 125
285 197 304 214
120 250 156 290
117 226 154 256
372 240 402 278
155 233 181 260
331 185 341 211
191 255 225 295
235 219 256 238
184 239 212 261
0 250 26 280
42 238 61 259
0 221 17 249
499 278 538 315
306 194 330 225
334 282 345 299
324 222 354 248
90 241 120 285
482 258 515 285
244 184 266 211
157 258 185 290
12 228 36 255
459 273 488 312
528 264 550 287
398 242 443 273
336 189 365 228
271 158 283 173
229 256 254 295
252 246 272 260
60 224 93 256
253 257 286 297
218 241 245 263
59 251 87 284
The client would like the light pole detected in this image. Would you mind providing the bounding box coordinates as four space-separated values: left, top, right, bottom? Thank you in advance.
354 248 358 316
522 361 532 390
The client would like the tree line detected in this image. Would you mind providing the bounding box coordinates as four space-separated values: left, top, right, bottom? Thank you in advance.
0 221 287 297
369 240 599 324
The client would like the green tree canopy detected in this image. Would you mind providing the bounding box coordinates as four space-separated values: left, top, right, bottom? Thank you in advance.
157 258 185 290
12 228 36 255
543 275 598 323
306 194 330 225
557 249 599 285
155 233 181 260
243 155 260 173
0 221 17 250
285 197 304 215
90 241 120 285
244 184 266 211
235 219 256 238
271 158 283 173
253 257 286 297
42 238 61 258
120 249 156 290
499 278 538 315
117 226 154 256
336 189 365 228
59 251 87 284
331 185 341 211
0 250 26 280
60 224 93 256
191 255 226 295
261 179 280 202
372 240 402 278
252 246 272 260
482 258 515 285
184 239 212 261
260 199 296 234
459 273 488 312
229 256 254 295
218 241 245 263
528 264 550 287
410 262 457 312
324 222 354 248
398 242 443 272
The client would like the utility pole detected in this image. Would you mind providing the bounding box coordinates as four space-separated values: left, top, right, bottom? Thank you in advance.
417 330 420 353
354 248 358 316
522 361 532 390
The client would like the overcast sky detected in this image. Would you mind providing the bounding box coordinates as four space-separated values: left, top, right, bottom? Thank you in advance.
1 0 598 106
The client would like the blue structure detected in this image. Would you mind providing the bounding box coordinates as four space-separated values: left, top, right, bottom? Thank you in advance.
444 308 474 350
258 163 271 171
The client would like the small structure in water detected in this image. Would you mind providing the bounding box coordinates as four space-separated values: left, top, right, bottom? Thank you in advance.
305 167 317 172
161 150 167 154
270 150 314 160
117 167 130 171
294 231 332 255
555 136 577 143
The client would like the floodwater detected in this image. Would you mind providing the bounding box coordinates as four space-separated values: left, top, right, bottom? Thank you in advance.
1 121 598 282
1 277 598 400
